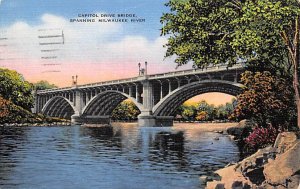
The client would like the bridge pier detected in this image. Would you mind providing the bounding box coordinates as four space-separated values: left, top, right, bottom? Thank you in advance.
71 114 84 124
138 112 174 127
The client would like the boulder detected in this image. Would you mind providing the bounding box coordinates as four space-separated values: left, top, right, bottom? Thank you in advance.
206 165 253 189
263 140 300 188
273 132 298 154
235 146 276 175
206 181 225 189
206 132 300 189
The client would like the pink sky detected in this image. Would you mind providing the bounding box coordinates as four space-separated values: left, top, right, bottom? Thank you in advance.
0 13 235 106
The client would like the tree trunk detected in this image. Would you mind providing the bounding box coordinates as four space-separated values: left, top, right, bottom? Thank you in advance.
292 16 300 129
293 65 300 129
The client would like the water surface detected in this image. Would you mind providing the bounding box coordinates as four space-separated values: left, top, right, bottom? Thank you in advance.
0 123 239 189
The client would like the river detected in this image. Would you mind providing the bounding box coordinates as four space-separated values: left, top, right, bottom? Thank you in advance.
0 123 240 189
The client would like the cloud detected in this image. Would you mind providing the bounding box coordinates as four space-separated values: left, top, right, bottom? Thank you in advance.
1 13 189 86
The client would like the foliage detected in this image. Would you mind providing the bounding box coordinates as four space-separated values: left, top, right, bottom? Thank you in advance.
0 68 34 110
244 125 278 152
111 100 140 121
34 80 57 90
161 0 238 67
161 0 298 71
181 105 196 121
0 96 10 119
162 0 300 128
195 111 208 121
231 71 296 129
0 96 68 124
0 96 40 124
175 99 236 122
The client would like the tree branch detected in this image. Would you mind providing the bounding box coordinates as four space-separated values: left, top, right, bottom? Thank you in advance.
281 31 296 63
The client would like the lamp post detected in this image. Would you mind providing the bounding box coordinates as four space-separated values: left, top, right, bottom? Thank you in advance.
138 62 141 76
72 75 78 86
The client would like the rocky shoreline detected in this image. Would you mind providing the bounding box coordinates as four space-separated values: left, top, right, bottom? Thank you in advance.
0 122 71 127
205 132 300 189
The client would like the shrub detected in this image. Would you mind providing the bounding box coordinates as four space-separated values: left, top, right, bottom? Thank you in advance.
244 125 278 151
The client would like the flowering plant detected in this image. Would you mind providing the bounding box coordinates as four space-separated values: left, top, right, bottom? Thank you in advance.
245 125 278 150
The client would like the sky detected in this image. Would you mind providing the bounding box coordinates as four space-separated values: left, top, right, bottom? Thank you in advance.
0 0 235 105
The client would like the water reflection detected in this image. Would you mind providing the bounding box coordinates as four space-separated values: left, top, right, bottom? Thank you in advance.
0 127 29 187
153 131 184 151
0 124 239 189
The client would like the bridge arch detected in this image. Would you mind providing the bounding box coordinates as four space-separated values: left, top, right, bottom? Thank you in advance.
82 90 143 116
42 96 76 119
152 80 243 117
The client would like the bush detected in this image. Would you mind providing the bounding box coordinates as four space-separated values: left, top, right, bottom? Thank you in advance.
244 125 278 151
0 96 68 124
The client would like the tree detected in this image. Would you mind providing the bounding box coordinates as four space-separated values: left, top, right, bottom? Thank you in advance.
34 80 57 90
0 68 33 110
196 111 208 121
182 106 195 121
111 100 140 121
196 100 215 120
231 71 295 128
161 0 300 129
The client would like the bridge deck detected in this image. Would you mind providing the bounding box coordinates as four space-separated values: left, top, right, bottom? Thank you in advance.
37 63 243 94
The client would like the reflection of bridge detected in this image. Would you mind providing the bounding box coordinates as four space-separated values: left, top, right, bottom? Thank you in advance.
34 64 244 126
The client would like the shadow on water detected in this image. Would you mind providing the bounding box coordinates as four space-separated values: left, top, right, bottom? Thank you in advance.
148 131 189 171
153 131 185 151
0 127 29 187
80 125 115 139
79 125 124 158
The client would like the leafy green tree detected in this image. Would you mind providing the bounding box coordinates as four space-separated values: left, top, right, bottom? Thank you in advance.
182 105 196 121
111 100 140 121
34 80 57 90
196 100 215 120
0 68 33 110
161 0 300 129
176 99 236 121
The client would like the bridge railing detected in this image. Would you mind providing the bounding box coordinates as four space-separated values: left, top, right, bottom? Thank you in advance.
36 63 244 94
148 63 243 79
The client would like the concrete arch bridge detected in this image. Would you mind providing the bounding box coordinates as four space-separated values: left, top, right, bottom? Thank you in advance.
34 64 244 126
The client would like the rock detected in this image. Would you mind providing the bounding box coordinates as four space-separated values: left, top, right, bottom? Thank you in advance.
231 181 243 189
227 127 243 137
273 132 298 154
206 181 225 189
263 140 300 187
214 165 252 189
214 137 220 140
214 131 224 134
237 120 248 127
207 132 300 189
200 175 208 182
235 146 276 174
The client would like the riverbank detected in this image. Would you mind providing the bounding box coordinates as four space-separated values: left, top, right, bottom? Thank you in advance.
173 122 242 132
0 121 71 127
206 132 300 189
